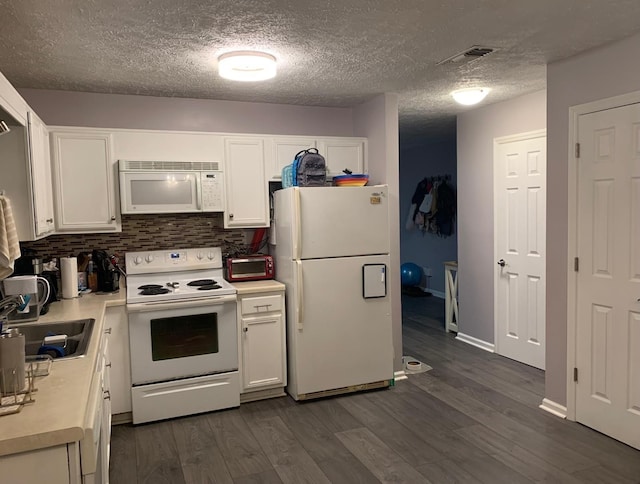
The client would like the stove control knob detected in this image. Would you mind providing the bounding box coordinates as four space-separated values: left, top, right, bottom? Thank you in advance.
134 256 143 265
145 254 154 263
196 252 204 260
207 252 215 260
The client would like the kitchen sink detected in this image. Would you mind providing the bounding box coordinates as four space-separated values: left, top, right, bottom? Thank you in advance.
9 319 96 360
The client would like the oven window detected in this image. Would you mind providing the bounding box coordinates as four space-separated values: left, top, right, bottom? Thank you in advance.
150 313 219 361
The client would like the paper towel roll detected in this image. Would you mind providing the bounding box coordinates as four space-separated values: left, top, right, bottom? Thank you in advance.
61 257 78 299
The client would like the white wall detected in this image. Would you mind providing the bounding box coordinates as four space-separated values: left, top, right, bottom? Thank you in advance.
456 90 546 343
546 31 640 405
19 89 355 136
353 93 402 373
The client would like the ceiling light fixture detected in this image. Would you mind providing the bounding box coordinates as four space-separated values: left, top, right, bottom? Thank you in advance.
218 51 277 82
451 88 490 106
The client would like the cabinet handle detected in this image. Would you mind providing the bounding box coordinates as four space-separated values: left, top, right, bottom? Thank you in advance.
229 213 234 219
46 218 53 223
104 328 112 334
110 216 116 221
105 362 112 368
103 390 111 400
243 327 248 332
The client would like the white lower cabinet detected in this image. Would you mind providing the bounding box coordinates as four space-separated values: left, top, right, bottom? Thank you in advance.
50 129 121 233
104 306 131 416
0 324 114 484
236 285 287 401
0 446 70 483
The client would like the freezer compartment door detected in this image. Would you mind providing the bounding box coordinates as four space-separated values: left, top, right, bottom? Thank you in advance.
274 186 390 260
287 255 393 397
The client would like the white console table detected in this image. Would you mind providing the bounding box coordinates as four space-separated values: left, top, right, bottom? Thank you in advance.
444 261 458 333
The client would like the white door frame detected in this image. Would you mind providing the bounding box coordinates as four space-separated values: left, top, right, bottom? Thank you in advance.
493 129 547 358
566 90 640 421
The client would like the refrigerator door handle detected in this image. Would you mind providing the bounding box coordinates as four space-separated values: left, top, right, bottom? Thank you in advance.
296 260 304 330
294 187 301 259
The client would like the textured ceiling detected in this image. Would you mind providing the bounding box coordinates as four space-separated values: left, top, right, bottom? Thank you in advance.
1 0 640 139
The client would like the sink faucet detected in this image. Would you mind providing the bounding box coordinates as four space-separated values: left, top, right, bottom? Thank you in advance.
0 294 28 321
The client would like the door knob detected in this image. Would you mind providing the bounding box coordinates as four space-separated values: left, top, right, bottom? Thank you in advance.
497 259 506 267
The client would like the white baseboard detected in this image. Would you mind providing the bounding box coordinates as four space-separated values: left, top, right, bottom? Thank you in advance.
394 370 408 381
539 398 567 419
427 289 445 299
455 332 495 353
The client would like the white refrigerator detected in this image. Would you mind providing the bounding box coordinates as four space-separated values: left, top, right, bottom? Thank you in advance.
272 185 393 400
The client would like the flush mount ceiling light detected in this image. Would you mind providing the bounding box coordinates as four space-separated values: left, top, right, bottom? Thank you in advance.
218 51 277 82
451 88 490 106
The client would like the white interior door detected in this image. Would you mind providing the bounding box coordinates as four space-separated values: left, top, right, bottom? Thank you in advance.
494 131 546 370
575 103 640 450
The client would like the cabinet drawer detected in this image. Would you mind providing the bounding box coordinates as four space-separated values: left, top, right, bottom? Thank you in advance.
241 295 282 315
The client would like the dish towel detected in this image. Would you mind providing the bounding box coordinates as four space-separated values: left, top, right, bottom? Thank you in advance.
0 195 21 280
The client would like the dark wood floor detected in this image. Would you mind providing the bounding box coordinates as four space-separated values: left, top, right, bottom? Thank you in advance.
110 295 640 483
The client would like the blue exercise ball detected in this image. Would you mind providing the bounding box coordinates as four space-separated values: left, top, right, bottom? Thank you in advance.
401 263 423 286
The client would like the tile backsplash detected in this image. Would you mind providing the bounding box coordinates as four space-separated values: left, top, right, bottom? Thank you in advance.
21 213 251 263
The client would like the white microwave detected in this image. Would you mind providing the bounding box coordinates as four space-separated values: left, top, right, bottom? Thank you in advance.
119 160 225 214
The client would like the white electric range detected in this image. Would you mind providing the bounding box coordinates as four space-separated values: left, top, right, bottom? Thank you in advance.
125 247 239 424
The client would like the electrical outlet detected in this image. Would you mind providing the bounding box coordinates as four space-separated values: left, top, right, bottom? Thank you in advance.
423 266 432 277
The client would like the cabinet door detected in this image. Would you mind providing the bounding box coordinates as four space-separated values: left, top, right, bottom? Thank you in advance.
51 131 120 232
224 137 269 228
241 313 284 390
28 112 55 236
105 306 131 415
101 343 112 484
317 138 366 176
268 137 316 181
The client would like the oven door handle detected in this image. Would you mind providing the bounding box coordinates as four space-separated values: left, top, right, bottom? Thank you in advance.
127 294 237 312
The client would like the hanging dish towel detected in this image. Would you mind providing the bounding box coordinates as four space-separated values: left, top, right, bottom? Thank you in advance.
0 195 21 279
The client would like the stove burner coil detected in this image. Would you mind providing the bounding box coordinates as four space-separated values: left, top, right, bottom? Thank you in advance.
187 279 217 287
138 284 163 290
139 287 171 295
197 284 222 291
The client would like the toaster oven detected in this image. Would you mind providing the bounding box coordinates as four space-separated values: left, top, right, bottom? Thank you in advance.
225 255 274 282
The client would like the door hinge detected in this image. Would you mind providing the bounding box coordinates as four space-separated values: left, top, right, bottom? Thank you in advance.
574 257 579 272
573 367 578 382
575 142 580 158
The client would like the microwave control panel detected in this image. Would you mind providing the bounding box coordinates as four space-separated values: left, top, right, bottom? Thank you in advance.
201 172 224 212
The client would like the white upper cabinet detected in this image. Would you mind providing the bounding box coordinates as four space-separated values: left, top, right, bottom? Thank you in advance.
0 111 54 241
264 136 367 181
113 130 224 162
267 137 317 181
29 112 55 237
317 137 366 177
50 129 121 233
224 137 269 228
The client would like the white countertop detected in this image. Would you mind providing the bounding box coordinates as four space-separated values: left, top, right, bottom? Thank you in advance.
231 279 285 295
0 288 125 457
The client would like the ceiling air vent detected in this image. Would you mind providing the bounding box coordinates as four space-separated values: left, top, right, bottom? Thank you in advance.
437 45 495 65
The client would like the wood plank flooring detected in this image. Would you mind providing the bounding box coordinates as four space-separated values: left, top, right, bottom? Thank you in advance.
110 295 640 483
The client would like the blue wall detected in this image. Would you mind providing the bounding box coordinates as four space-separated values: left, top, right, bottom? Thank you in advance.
399 134 457 295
